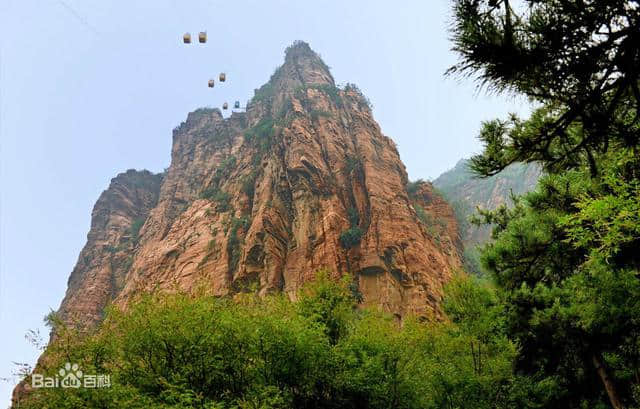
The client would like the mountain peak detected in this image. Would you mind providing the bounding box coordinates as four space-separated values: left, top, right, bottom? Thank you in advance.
47 41 463 338
284 40 316 59
271 41 334 89
281 40 334 85
246 41 335 117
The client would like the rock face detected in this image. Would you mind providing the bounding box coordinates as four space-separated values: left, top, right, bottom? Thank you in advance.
58 169 163 325
55 41 462 328
433 159 541 272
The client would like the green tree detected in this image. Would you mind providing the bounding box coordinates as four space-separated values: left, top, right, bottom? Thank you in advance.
18 274 519 409
449 0 640 177
450 1 640 407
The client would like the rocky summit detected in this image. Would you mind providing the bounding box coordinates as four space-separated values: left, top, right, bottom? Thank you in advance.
57 41 463 327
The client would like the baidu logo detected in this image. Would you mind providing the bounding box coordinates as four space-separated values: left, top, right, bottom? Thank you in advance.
32 362 110 389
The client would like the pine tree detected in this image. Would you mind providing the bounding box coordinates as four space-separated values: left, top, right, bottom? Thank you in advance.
450 1 640 407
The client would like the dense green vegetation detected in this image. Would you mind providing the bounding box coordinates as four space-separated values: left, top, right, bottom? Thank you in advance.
339 207 363 249
244 118 276 154
21 274 524 409
449 0 640 407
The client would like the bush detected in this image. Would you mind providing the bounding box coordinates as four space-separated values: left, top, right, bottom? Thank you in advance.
308 84 343 108
344 83 373 109
244 118 275 153
129 218 145 243
227 217 249 273
19 275 521 409
340 207 363 249
346 207 359 226
200 188 232 212
344 155 363 175
406 179 425 198
339 226 363 249
252 82 276 104
414 204 441 242
240 171 258 202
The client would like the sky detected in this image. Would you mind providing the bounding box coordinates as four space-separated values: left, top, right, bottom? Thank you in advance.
0 0 531 405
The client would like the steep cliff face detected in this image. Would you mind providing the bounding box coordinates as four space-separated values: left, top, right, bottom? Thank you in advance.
57 41 462 326
433 159 541 272
58 169 163 325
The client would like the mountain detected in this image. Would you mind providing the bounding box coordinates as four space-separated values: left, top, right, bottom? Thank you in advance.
433 159 541 273
55 41 463 330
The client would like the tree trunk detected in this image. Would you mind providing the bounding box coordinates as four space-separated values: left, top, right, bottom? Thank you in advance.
592 352 624 409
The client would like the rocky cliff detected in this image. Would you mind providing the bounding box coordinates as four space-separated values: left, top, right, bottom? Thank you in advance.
54 41 462 328
58 169 164 326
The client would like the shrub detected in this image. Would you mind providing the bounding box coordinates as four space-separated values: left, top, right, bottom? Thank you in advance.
252 82 275 104
406 179 425 198
20 275 520 409
227 217 249 273
340 207 363 249
200 188 232 212
344 83 373 109
339 226 363 249
308 84 343 108
414 204 441 242
244 118 275 153
347 207 360 226
212 155 237 184
414 203 429 225
129 218 145 242
240 171 258 201
344 155 364 177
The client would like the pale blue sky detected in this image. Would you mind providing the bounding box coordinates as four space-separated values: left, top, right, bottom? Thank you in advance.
0 0 529 405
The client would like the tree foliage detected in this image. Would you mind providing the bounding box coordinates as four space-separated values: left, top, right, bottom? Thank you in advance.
18 275 521 409
451 0 640 407
449 0 640 177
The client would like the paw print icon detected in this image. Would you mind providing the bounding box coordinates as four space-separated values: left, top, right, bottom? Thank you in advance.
59 362 83 388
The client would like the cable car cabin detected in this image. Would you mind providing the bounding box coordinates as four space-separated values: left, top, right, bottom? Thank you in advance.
222 102 228 110
219 73 226 82
208 79 214 88
183 33 191 44
198 32 207 43
234 101 240 109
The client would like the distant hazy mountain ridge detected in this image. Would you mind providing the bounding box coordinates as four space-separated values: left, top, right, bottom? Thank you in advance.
433 159 541 273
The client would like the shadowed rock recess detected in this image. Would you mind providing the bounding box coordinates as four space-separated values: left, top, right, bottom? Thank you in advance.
58 41 463 325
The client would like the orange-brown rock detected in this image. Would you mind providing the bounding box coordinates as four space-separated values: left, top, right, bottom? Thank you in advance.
60 41 463 327
58 169 163 325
